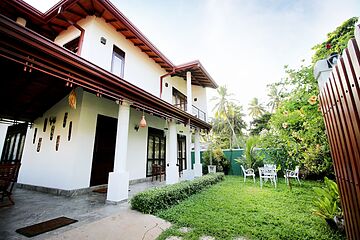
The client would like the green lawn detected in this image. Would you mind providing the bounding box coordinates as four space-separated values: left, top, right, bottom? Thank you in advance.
156 176 345 240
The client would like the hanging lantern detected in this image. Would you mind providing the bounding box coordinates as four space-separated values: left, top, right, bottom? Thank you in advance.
139 111 147 128
68 89 77 109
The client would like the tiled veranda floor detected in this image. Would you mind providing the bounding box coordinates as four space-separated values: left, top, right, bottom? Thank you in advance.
0 180 165 240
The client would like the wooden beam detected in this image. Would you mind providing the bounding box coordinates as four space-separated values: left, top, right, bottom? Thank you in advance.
117 28 128 32
97 9 106 18
66 9 86 18
55 16 69 24
134 43 144 46
46 25 58 36
142 49 151 52
49 23 67 30
90 0 95 12
106 19 117 23
155 61 164 64
126 36 136 40
77 2 91 15
149 56 160 58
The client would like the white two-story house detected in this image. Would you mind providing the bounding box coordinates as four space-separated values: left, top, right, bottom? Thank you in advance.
0 0 217 202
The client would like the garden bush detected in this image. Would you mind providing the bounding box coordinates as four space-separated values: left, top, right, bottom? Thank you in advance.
130 173 224 214
202 148 230 174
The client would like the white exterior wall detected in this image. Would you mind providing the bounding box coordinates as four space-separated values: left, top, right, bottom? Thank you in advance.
54 16 208 117
18 88 121 190
18 85 183 189
55 16 166 97
192 85 208 117
18 88 84 190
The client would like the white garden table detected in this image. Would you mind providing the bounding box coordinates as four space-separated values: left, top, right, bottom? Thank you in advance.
258 166 277 188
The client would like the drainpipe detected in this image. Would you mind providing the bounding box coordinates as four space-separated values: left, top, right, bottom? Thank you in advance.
160 69 175 98
67 20 85 56
58 7 85 56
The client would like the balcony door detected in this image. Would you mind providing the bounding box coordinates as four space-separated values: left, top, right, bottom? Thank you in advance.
172 88 187 112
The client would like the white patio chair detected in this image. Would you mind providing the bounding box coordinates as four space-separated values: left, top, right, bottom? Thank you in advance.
264 164 277 182
285 166 301 185
240 165 255 183
259 167 277 188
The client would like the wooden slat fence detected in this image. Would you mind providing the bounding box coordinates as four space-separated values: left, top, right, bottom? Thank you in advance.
318 23 360 239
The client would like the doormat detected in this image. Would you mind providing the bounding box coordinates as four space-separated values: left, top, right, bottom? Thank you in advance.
16 216 78 237
93 188 107 193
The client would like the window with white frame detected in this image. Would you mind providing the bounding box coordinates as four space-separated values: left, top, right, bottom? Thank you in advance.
111 45 125 78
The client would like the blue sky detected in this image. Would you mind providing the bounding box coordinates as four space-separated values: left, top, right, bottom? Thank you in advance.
25 0 359 118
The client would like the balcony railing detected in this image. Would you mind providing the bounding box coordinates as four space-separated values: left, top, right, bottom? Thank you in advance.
173 103 207 122
192 105 206 122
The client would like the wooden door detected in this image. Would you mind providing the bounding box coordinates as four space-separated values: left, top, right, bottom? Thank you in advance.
90 115 117 186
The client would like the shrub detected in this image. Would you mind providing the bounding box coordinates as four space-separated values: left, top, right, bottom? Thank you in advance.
312 177 344 231
202 148 230 174
130 173 225 214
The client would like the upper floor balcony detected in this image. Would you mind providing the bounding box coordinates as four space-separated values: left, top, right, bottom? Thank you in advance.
173 102 207 122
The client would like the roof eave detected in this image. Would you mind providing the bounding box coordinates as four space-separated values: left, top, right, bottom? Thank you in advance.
173 60 218 89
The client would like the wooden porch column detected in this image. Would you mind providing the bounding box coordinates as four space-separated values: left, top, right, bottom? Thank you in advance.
186 71 192 114
194 128 202 177
166 120 179 184
107 101 130 202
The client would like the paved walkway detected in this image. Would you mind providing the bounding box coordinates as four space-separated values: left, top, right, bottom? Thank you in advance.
0 181 169 240
46 205 170 240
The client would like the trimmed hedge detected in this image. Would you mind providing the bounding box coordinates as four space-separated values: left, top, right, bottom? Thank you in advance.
130 173 225 214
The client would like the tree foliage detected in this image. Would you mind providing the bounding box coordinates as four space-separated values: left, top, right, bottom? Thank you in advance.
258 17 358 178
312 17 358 63
249 113 272 136
248 97 266 118
210 85 246 149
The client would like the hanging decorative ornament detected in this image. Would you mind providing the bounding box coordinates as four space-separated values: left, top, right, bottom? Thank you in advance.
139 111 147 128
68 89 77 109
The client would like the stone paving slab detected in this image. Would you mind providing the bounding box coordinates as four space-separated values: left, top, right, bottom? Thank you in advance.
45 208 171 240
0 181 166 240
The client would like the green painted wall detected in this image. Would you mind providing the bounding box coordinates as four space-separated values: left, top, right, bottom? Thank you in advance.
191 149 245 176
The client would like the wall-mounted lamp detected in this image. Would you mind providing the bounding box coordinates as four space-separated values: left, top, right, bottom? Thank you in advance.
139 111 147 128
134 124 140 132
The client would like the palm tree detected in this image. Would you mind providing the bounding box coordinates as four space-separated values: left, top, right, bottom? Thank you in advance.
267 85 282 113
248 97 266 118
211 85 243 149
211 85 233 119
